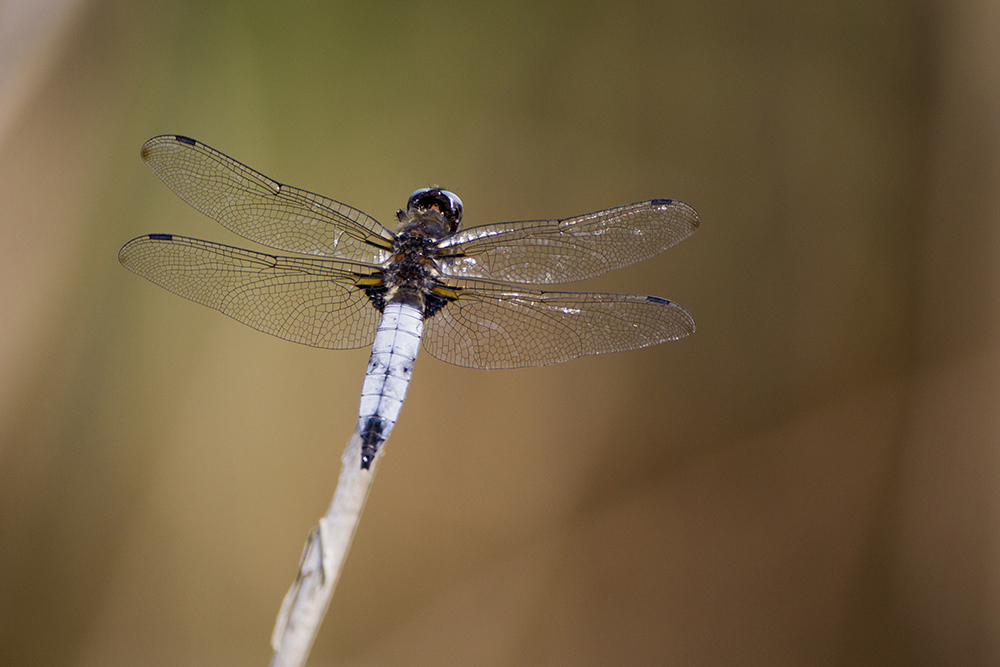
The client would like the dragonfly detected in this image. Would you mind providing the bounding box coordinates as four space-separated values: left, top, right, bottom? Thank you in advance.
120 135 699 469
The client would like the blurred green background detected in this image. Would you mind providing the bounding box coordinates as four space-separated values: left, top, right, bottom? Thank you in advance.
1 0 998 665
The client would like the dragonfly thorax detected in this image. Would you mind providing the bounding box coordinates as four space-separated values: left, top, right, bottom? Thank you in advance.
364 232 450 315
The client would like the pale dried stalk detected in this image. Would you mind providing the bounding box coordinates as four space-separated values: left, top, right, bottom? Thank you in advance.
269 428 378 667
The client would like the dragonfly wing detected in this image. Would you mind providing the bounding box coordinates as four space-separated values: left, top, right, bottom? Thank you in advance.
422 278 695 369
119 234 381 349
436 199 698 284
141 135 395 263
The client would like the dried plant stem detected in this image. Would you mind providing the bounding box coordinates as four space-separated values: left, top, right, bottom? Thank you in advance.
269 428 378 667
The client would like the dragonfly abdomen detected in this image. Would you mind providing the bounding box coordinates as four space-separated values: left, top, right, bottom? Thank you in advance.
357 301 424 468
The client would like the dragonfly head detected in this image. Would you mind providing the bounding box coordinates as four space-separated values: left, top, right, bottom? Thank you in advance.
406 187 464 235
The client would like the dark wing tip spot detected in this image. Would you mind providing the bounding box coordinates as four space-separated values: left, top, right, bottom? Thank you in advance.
148 233 173 241
650 198 674 206
174 135 197 146
646 295 672 305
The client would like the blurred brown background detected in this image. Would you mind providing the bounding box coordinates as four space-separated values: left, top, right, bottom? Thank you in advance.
1 0 998 665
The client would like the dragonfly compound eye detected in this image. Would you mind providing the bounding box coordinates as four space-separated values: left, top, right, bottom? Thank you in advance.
407 187 463 233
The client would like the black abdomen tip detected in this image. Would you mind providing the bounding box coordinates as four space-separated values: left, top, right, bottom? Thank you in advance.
359 416 387 469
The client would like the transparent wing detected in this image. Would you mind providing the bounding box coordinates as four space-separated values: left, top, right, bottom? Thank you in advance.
119 234 382 349
141 135 395 263
436 199 699 284
422 278 695 369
